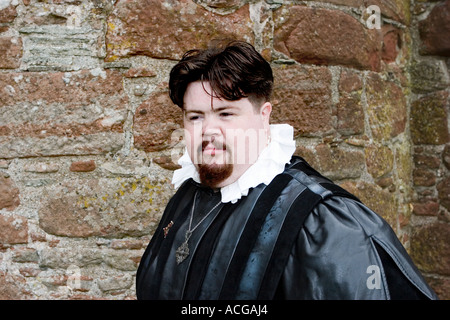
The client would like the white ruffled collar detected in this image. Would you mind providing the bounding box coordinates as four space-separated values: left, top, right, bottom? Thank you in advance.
171 124 296 203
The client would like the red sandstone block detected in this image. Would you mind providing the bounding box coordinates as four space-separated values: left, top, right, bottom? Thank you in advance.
70 160 96 172
273 6 382 71
0 214 28 245
0 37 22 69
105 0 254 61
419 0 450 56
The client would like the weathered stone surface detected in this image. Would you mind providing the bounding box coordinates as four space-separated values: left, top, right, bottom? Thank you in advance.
153 156 182 171
337 70 364 135
38 176 172 238
273 6 381 70
109 238 147 250
70 160 96 172
303 0 410 25
419 0 450 56
124 67 156 78
339 69 363 93
410 59 450 94
411 222 450 275
444 144 450 170
271 64 333 136
437 176 450 211
0 37 22 69
425 275 450 300
311 144 365 180
105 0 254 61
394 141 413 188
0 69 127 106
11 247 39 263
370 0 410 25
413 168 437 186
103 250 142 271
0 2 17 33
411 91 449 145
24 162 59 173
412 200 440 216
0 272 30 300
0 3 17 23
343 0 411 21
20 25 104 71
38 247 103 269
0 133 126 159
0 176 20 211
365 72 407 141
195 0 245 9
24 12 68 26
365 144 394 179
414 153 442 169
97 273 133 293
340 181 397 229
133 89 183 152
0 69 128 158
0 214 28 245
381 26 402 63
374 0 411 25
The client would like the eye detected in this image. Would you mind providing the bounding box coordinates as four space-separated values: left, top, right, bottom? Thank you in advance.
219 112 233 118
186 114 203 122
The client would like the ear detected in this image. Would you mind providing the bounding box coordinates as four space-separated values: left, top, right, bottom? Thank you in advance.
260 102 272 124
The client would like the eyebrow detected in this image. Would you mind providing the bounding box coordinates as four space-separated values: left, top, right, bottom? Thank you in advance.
184 106 239 114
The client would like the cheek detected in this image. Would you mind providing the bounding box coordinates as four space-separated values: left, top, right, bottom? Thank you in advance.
223 117 268 162
183 124 202 153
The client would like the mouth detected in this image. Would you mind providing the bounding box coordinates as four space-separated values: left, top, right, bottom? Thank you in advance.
201 141 226 156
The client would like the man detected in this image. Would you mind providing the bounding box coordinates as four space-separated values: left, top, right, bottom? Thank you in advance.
136 41 437 300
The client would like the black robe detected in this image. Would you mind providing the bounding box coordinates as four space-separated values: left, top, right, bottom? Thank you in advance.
136 156 438 300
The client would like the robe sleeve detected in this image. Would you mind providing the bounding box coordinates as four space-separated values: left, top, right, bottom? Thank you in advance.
277 196 438 300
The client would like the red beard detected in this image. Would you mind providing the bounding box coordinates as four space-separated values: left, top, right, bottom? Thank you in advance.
198 163 233 188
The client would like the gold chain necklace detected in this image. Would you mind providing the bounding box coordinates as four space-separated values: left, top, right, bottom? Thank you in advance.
175 192 223 265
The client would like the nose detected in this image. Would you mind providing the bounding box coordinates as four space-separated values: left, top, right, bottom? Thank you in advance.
201 116 221 139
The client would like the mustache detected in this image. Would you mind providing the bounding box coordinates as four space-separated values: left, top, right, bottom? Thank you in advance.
200 140 227 152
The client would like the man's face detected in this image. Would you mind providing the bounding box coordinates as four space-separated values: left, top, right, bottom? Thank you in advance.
183 81 272 189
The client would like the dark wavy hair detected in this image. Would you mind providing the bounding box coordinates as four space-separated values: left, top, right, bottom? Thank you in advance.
169 40 273 109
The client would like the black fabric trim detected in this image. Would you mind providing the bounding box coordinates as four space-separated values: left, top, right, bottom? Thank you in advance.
258 188 322 299
288 156 332 183
147 180 195 260
289 156 361 203
374 242 428 300
218 174 294 300
136 181 196 299
182 202 233 299
319 182 361 203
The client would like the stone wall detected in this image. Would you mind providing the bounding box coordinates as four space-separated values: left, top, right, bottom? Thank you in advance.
0 0 448 299
408 0 450 299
